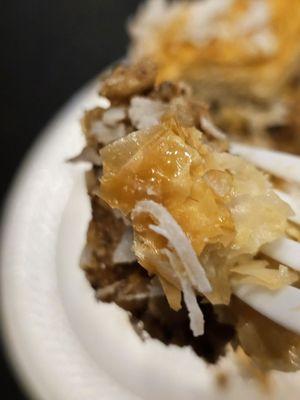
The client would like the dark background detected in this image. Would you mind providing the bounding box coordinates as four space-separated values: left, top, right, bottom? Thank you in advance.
0 0 142 398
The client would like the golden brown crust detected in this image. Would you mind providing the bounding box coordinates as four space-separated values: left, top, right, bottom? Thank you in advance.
100 59 157 102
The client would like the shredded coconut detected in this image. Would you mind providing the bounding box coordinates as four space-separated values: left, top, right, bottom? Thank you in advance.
102 107 126 126
129 0 169 38
130 0 277 58
91 120 126 144
163 248 205 336
250 29 278 56
200 116 227 140
113 227 136 264
96 281 122 299
186 0 233 43
128 0 171 59
128 96 167 130
132 200 212 293
237 0 270 33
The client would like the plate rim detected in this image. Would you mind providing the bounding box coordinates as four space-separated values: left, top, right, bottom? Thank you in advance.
0 79 140 400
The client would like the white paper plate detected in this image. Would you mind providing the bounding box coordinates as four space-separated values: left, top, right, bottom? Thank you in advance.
1 79 300 400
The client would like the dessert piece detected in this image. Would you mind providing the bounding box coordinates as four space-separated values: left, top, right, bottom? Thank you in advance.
129 0 300 153
129 0 300 100
78 60 300 371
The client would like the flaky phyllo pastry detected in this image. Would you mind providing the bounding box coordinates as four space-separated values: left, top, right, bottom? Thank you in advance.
78 60 300 372
129 0 300 153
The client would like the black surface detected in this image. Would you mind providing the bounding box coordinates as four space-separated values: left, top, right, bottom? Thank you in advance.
0 0 142 398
